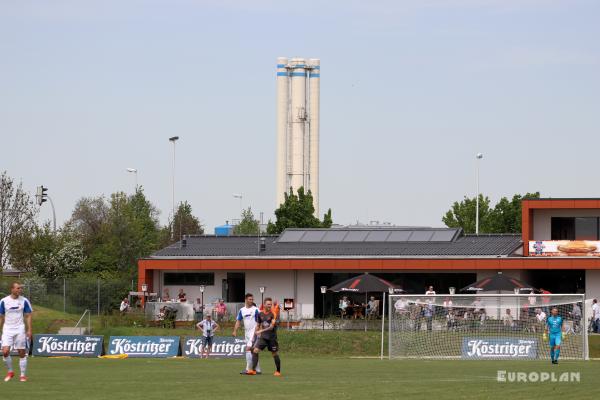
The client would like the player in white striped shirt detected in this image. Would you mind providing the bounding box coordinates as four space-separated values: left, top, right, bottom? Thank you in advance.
233 293 261 374
0 282 33 382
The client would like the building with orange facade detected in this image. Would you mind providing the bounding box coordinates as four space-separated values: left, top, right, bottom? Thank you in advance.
138 198 600 318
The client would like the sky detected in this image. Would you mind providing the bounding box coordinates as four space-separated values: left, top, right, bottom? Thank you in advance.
1 0 599 232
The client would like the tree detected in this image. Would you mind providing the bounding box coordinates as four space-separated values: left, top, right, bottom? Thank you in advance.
1 171 37 270
267 187 333 234
487 192 541 233
77 188 163 278
9 222 85 279
233 207 260 235
442 192 541 234
171 201 203 240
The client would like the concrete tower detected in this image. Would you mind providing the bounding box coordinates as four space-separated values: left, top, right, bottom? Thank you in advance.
276 57 320 214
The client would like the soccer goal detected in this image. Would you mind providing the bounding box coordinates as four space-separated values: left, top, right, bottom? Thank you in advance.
388 294 587 360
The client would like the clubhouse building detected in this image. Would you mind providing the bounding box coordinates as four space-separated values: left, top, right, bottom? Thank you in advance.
138 198 600 319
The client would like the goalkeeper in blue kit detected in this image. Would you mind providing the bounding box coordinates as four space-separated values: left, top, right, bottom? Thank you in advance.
544 307 565 364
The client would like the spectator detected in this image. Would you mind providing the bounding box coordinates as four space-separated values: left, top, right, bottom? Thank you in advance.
178 289 187 303
411 300 423 331
339 296 349 318
215 299 227 322
423 301 434 331
446 309 457 330
163 289 170 302
592 299 600 333
502 308 514 330
478 308 487 327
540 288 551 314
570 303 582 333
535 308 546 333
366 296 379 319
443 297 453 309
471 297 483 310
394 298 407 314
119 298 130 314
193 298 204 322
425 286 436 296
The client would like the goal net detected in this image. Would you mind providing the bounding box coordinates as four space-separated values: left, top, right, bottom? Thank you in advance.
388 294 587 360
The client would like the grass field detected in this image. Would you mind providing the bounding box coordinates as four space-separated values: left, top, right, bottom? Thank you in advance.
7 306 599 399
1 357 598 400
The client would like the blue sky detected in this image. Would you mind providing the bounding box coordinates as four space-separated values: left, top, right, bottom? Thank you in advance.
1 0 599 231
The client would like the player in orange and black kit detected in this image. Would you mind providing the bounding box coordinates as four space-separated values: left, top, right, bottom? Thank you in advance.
246 297 281 376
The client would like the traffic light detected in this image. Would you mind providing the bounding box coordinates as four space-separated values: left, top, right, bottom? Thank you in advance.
36 186 48 206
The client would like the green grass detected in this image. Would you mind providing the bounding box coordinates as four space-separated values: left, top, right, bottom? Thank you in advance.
1 357 599 399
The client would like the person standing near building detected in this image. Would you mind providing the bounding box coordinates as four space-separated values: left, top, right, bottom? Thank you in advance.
425 286 436 296
196 314 219 359
592 299 600 333
0 282 33 382
233 293 261 375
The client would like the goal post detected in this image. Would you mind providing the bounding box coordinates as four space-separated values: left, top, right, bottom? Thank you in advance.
388 294 587 360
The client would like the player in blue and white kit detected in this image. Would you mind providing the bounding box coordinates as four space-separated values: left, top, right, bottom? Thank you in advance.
544 307 565 365
233 293 261 374
0 282 33 382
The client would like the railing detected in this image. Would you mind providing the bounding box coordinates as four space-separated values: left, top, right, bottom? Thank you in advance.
74 309 92 334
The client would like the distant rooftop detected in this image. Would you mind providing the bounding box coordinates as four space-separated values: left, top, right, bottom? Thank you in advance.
150 227 522 259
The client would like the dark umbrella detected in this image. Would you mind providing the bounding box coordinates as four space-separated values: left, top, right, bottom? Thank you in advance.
329 273 401 293
460 272 538 293
329 273 403 332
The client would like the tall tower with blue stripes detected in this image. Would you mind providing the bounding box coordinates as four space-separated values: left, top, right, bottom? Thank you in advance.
276 57 320 214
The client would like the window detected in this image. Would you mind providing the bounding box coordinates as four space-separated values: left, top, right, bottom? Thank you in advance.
164 273 214 286
551 217 599 240
576 218 598 240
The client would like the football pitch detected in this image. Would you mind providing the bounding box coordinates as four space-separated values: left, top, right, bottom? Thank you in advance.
2 357 599 400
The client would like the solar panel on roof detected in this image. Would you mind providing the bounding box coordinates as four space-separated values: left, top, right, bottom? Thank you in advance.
322 230 348 242
278 230 306 242
407 230 434 241
365 230 391 242
343 231 369 242
430 230 457 241
300 230 327 242
386 231 413 242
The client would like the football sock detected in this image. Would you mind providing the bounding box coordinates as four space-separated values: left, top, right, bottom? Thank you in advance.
273 355 281 373
554 348 560 361
19 357 27 377
251 352 259 370
246 352 261 372
550 349 555 361
3 356 13 373
245 351 252 370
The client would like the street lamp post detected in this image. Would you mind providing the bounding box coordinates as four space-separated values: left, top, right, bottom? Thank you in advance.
232 193 243 214
199 285 205 319
141 283 148 311
126 168 138 190
259 286 266 305
320 286 327 330
475 153 483 235
169 136 180 239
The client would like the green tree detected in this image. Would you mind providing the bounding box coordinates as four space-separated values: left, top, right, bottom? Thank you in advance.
78 188 162 278
171 201 203 240
267 187 333 234
233 207 260 235
1 171 37 269
442 192 541 234
9 223 85 279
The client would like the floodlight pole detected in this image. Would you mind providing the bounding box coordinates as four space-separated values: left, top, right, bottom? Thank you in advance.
475 153 483 235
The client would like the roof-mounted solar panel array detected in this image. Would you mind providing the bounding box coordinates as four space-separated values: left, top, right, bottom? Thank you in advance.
278 228 460 243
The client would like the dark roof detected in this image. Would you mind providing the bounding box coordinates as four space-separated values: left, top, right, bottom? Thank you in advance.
150 228 522 259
